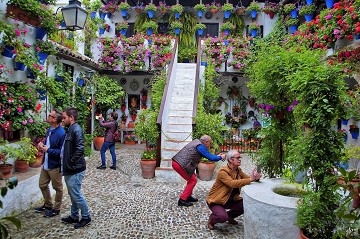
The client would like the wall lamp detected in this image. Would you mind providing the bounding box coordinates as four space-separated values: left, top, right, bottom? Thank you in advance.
57 0 88 31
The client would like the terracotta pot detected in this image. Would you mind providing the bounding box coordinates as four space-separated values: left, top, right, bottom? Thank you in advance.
160 9 167 15
198 161 216 181
0 164 13 179
120 122 126 129
210 8 218 14
140 160 156 179
93 136 104 151
131 114 137 121
108 7 116 13
29 156 43 168
135 8 143 14
127 121 135 128
121 105 126 112
125 141 136 145
15 160 29 173
299 229 309 239
6 4 41 27
236 8 245 15
269 11 275 19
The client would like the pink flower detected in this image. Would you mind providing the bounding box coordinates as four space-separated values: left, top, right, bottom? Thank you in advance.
15 29 21 36
17 107 23 112
325 15 332 20
23 29 28 34
22 120 27 125
39 65 43 70
28 118 33 123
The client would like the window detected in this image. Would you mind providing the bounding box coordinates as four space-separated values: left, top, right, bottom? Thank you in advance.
204 23 219 37
63 64 74 77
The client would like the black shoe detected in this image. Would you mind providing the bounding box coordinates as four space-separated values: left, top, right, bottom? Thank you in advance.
110 165 116 170
61 215 79 224
34 204 52 213
178 198 193 207
96 165 106 169
74 217 91 229
187 196 198 202
44 209 60 218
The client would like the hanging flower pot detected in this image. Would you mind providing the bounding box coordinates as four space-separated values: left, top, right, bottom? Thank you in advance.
36 89 47 100
174 12 181 19
355 34 360 40
325 0 334 8
147 28 153 36
1 45 15 58
290 9 298 18
174 28 180 35
131 114 137 121
197 29 204 36
121 9 127 17
269 11 275 19
35 28 47 40
224 11 231 19
201 62 207 66
90 11 96 19
106 12 112 18
250 29 257 37
341 119 349 125
78 78 85 87
236 7 245 15
306 0 313 4
37 52 48 65
351 132 359 139
250 10 257 19
108 7 116 13
304 14 313 22
147 10 154 18
60 22 66 28
210 8 218 14
27 68 36 79
14 60 26 71
55 74 64 82
135 8 143 14
224 29 230 36
99 12 106 20
289 25 297 34
197 10 203 18
224 39 229 46
121 29 127 36
99 27 105 34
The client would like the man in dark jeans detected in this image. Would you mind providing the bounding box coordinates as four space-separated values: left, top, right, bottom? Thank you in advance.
97 112 118 170
35 109 65 217
61 107 91 229
206 150 261 230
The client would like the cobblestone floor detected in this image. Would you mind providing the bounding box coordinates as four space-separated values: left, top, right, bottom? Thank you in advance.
13 144 256 239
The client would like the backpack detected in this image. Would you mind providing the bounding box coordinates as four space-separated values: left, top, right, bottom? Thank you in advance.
112 123 120 141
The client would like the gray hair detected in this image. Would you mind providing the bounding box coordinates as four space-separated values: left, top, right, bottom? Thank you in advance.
227 150 239 162
199 135 211 143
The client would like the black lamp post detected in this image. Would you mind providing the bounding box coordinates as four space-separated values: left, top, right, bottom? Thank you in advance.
61 0 88 31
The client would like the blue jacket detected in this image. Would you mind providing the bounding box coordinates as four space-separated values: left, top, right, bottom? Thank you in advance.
42 125 66 169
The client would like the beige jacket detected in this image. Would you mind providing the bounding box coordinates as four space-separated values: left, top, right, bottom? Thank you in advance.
206 165 251 205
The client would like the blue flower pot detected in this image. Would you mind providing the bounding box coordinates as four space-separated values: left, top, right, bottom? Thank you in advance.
78 78 85 87
174 28 180 35
121 29 127 36
147 10 154 18
60 22 66 27
36 89 47 100
325 0 334 8
90 11 96 19
37 52 48 65
343 134 348 142
201 62 207 66
197 29 203 36
197 10 203 18
351 132 359 139
14 61 26 71
27 68 35 79
148 39 152 44
224 29 230 36
224 11 231 19
106 12 112 18
250 10 257 19
355 34 360 40
99 12 106 19
175 12 180 19
121 9 127 17
147 28 153 36
55 74 64 82
1 45 15 58
250 29 257 37
291 9 298 18
304 14 313 22
224 40 228 46
35 28 47 40
306 0 313 4
289 25 297 34
341 119 349 125
99 28 105 34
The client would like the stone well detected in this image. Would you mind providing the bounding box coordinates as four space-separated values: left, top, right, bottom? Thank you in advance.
243 178 300 239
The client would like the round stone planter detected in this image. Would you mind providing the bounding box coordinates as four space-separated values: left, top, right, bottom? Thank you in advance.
243 179 300 239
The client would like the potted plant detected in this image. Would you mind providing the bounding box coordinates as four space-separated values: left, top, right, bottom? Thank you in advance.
283 3 296 14
101 0 118 13
171 21 183 35
208 2 220 14
116 21 128 31
90 0 101 14
118 2 130 17
124 133 136 145
194 3 207 17
246 1 261 18
298 4 316 15
195 23 206 36
158 1 169 15
235 6 246 15
198 157 216 181
144 3 157 18
262 1 279 19
143 20 158 35
249 22 260 31
0 142 15 179
35 39 57 65
10 137 38 173
220 22 235 35
170 3 183 14
140 147 157 179
349 124 359 139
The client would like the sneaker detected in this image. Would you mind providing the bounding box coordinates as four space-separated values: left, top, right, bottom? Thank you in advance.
61 215 79 224
74 217 91 229
34 204 52 213
96 165 106 169
110 165 116 170
44 209 60 218
187 196 198 202
178 198 193 207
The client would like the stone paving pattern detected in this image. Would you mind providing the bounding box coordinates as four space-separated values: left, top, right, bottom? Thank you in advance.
14 144 256 239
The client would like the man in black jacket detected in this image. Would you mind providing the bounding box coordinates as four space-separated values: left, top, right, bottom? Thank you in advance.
61 107 91 229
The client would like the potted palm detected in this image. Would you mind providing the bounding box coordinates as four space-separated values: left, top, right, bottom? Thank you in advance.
194 3 207 18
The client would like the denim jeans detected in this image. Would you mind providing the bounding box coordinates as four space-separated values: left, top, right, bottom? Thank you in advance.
64 171 90 219
100 141 116 166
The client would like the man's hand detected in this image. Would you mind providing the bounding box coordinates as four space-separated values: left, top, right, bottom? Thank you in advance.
250 167 262 182
218 153 226 161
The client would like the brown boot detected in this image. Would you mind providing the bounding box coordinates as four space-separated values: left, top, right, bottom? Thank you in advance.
227 217 238 225
208 217 215 230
